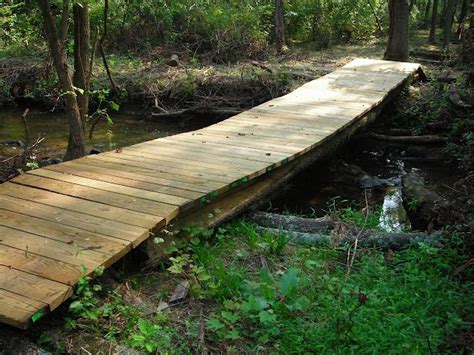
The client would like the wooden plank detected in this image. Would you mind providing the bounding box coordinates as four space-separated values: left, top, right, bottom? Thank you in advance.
0 194 149 245
177 131 309 155
250 103 366 119
0 289 49 329
42 161 204 200
31 167 192 208
0 209 130 258
218 118 337 135
0 244 83 285
341 58 420 73
87 154 238 185
225 111 353 130
96 150 250 180
114 148 269 174
0 266 73 311
10 174 178 220
0 182 160 229
0 225 107 269
197 129 324 149
233 111 357 132
146 137 288 163
204 122 328 142
72 158 220 194
257 94 377 111
188 129 316 153
124 143 279 168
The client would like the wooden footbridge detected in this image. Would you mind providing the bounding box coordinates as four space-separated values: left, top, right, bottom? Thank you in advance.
0 59 420 329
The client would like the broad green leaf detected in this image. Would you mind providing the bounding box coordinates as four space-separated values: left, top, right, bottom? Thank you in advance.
280 268 298 297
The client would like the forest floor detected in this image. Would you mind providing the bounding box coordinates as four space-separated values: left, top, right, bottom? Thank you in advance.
0 30 473 353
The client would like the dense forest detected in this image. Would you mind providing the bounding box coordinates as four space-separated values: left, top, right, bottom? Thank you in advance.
0 0 473 353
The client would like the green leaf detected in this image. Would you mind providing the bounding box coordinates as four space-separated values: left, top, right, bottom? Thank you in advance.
258 310 277 324
69 300 83 312
221 311 239 324
242 295 268 312
138 318 150 334
225 329 241 340
206 318 225 331
280 268 298 297
109 100 120 111
145 343 154 353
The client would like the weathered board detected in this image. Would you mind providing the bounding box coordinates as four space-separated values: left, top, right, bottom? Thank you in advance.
0 58 421 329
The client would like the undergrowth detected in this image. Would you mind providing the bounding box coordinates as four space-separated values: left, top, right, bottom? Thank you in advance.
58 219 474 353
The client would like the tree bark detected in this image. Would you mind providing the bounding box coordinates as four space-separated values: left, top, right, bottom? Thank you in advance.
99 0 119 95
274 0 286 53
441 0 447 26
429 0 440 42
73 2 90 135
248 211 334 233
385 0 410 62
257 227 444 249
38 0 86 161
423 0 432 28
443 0 459 47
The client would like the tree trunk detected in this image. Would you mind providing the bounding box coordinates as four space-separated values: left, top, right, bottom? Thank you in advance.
274 0 286 53
38 0 86 161
73 2 90 135
423 0 432 28
440 0 447 26
429 0 439 43
458 0 468 24
443 0 459 47
385 0 410 62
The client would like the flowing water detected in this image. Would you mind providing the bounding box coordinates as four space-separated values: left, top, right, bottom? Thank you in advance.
0 108 211 161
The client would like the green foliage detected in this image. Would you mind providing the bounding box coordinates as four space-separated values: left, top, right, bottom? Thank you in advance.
328 197 382 230
0 1 43 56
181 222 473 352
67 266 104 323
129 318 173 353
394 83 449 131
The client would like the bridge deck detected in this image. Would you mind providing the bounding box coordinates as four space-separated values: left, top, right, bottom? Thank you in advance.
0 58 420 329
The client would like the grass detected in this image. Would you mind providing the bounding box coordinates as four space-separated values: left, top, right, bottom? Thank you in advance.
49 218 474 354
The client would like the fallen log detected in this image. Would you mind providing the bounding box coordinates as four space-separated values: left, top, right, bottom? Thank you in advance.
248 211 333 233
257 227 444 249
149 107 242 120
369 132 448 145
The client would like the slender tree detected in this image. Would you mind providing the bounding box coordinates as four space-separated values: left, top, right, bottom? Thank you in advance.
429 0 439 43
423 0 432 28
458 0 469 24
385 0 410 61
38 0 86 160
274 0 286 53
443 0 459 47
73 2 91 135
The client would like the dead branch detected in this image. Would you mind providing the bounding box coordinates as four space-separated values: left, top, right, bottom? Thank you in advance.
20 108 30 148
369 132 448 144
